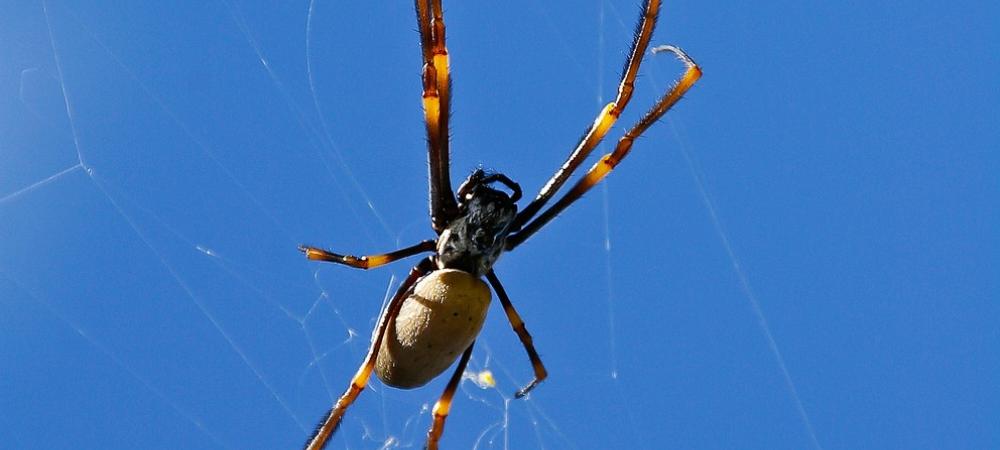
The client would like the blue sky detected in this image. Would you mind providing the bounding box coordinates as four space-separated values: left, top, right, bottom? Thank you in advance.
2 1 996 449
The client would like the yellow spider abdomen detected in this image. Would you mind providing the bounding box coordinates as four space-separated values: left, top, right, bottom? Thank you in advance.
375 269 491 388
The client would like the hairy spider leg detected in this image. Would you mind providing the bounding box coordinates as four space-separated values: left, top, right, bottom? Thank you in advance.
514 0 665 230
416 0 458 232
299 240 436 270
509 46 702 249
487 270 547 397
425 341 475 450
305 258 435 450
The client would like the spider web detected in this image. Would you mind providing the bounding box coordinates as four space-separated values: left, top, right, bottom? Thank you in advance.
1 1 821 449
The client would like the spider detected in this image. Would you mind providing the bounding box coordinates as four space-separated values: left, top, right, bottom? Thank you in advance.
300 1 700 448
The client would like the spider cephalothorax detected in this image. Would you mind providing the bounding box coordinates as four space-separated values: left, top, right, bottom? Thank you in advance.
436 169 522 276
300 0 700 448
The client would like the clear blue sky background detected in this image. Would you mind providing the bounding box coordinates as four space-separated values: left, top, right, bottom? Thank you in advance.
2 1 996 449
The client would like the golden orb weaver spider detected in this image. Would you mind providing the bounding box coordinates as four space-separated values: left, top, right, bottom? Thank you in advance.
300 0 700 448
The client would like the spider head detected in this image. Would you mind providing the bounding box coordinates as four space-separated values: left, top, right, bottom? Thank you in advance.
436 169 521 275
